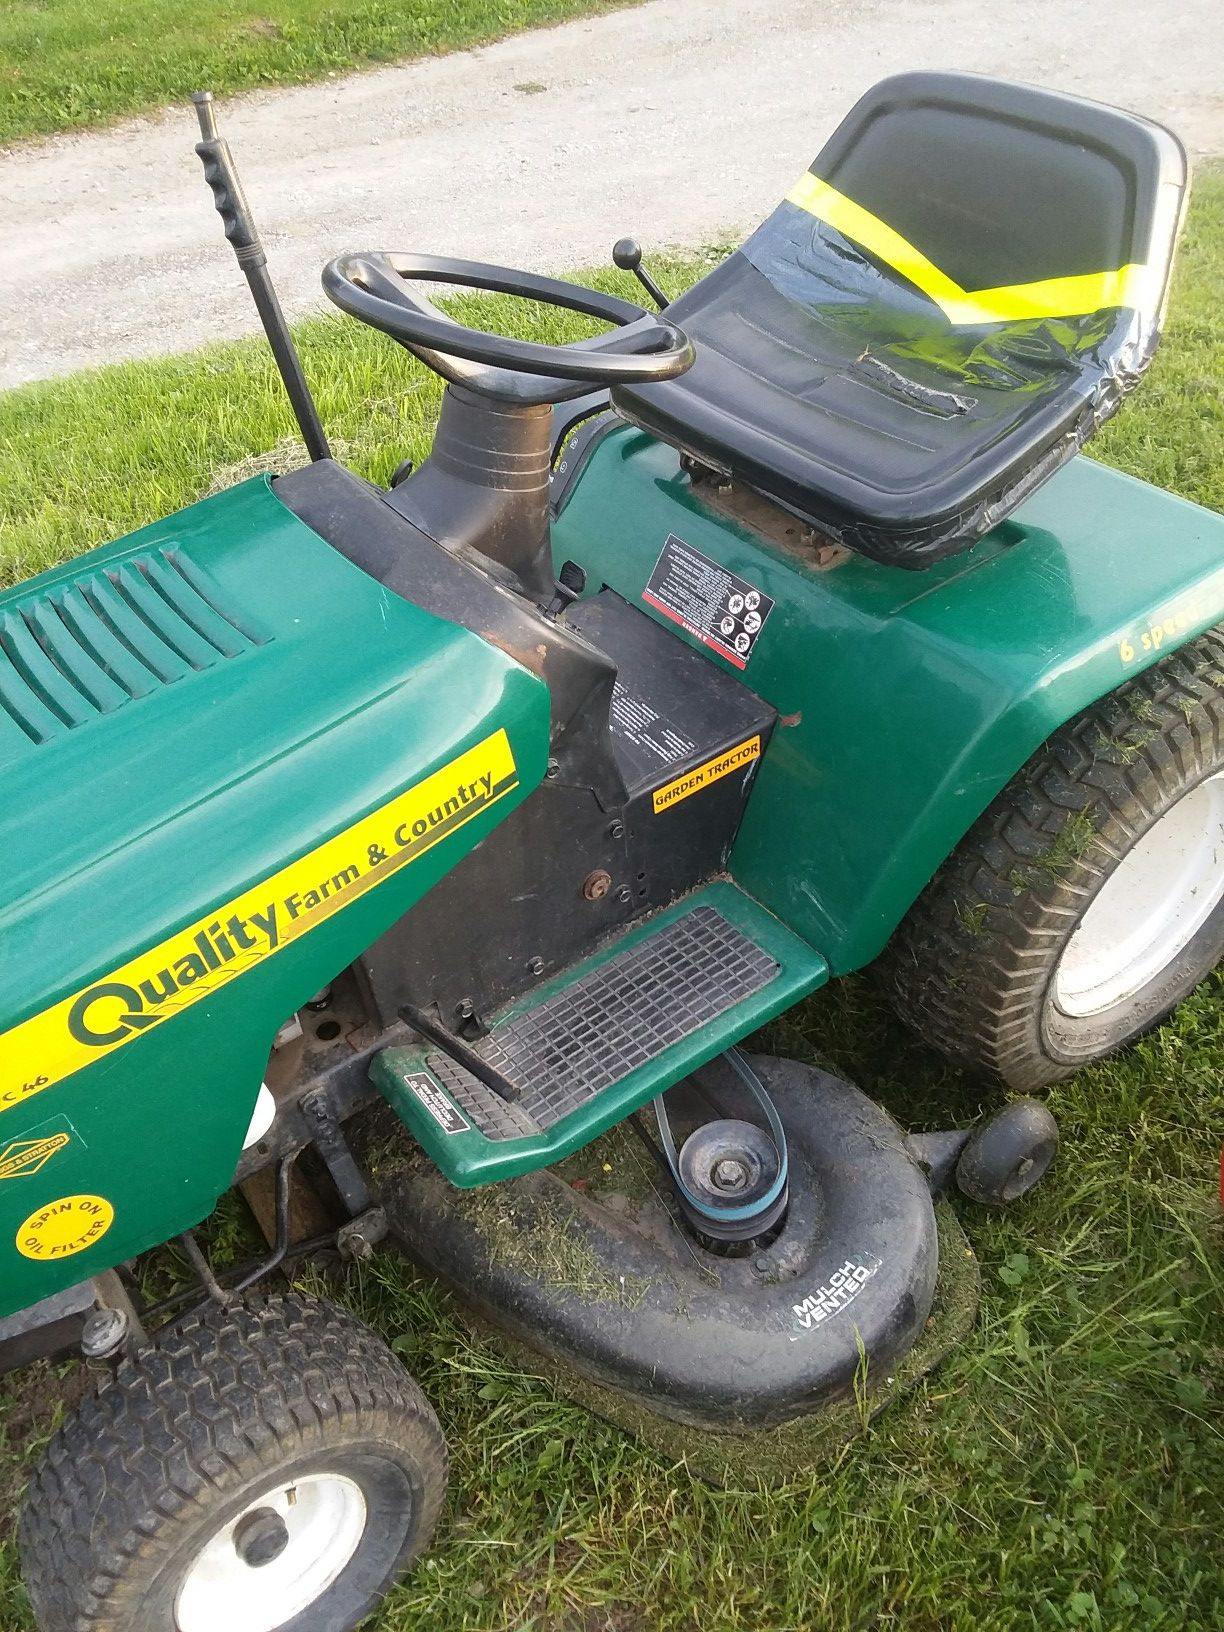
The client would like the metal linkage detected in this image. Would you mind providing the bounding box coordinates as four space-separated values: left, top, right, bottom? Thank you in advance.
161 1151 302 1325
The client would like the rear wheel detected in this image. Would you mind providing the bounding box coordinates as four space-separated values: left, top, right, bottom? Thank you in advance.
883 629 1224 1091
19 1293 447 1632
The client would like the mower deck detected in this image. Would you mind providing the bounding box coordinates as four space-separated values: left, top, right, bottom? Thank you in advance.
375 1055 962 1437
479 1202 981 1489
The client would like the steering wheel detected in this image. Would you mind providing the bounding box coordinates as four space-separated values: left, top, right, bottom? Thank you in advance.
321 252 695 404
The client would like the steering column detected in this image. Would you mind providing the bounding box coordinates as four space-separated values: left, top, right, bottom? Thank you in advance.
322 253 694 605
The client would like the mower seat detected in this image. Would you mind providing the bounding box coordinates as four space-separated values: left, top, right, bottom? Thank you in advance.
612 73 1187 569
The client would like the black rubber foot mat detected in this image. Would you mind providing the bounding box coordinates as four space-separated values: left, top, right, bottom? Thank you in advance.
430 906 779 1140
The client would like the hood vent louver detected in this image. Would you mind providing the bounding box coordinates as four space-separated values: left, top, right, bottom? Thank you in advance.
0 550 268 746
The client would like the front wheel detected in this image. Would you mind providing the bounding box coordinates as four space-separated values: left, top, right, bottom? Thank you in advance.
883 628 1224 1091
19 1293 448 1632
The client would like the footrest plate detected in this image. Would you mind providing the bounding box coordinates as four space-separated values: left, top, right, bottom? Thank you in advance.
371 881 827 1187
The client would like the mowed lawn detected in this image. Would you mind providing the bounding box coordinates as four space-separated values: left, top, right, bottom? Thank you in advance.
0 174 1222 1631
0 0 632 144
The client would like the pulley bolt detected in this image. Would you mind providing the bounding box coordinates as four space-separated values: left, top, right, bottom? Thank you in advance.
711 1158 749 1192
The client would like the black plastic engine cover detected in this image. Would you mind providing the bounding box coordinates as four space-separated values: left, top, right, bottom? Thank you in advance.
360 591 775 1032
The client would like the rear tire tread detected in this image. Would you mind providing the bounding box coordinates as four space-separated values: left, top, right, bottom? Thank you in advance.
882 628 1224 1089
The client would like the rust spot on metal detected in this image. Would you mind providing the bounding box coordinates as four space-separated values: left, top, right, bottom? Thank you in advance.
582 869 613 901
480 629 548 676
812 541 850 570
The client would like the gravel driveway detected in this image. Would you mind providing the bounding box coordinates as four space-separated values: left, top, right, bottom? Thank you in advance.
2 0 1222 388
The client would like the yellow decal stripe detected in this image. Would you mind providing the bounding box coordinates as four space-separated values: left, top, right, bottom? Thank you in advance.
652 736 762 815
0 730 519 1114
785 173 1151 326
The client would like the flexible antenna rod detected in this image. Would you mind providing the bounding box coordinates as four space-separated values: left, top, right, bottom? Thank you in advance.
191 91 331 463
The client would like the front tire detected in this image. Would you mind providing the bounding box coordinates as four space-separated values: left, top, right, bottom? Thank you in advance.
883 629 1224 1091
19 1293 448 1632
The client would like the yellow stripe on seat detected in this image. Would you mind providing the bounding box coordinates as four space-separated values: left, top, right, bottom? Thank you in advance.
784 173 1150 326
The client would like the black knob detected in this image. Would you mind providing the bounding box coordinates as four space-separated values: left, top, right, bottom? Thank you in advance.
611 237 669 310
233 1506 290 1569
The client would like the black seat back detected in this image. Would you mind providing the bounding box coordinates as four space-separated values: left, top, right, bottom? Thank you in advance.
613 74 1187 569
810 73 1184 322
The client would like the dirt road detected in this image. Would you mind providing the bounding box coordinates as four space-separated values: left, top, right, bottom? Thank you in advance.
2 0 1222 388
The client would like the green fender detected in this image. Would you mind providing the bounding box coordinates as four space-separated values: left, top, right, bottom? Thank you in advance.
552 424 1224 972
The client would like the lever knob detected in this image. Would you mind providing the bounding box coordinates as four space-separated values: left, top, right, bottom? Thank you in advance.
611 237 669 310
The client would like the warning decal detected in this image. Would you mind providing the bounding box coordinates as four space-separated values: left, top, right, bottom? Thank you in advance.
652 736 762 814
403 1073 471 1136
642 535 775 670
0 730 518 1116
610 681 698 769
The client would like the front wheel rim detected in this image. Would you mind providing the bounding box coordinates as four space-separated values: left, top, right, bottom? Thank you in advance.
175 1471 368 1632
1053 770 1224 1019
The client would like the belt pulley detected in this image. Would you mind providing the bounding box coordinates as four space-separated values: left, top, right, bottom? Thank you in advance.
653 1050 790 1242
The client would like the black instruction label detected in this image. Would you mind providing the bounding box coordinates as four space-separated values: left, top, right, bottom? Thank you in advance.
403 1072 470 1135
610 681 698 769
642 534 775 670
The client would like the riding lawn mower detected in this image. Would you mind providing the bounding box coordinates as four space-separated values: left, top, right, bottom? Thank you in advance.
2 70 1221 1632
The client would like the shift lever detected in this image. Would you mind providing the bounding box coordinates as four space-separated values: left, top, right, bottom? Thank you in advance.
612 238 670 310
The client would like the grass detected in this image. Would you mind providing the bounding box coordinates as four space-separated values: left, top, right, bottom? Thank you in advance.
0 174 1222 1630
0 0 632 146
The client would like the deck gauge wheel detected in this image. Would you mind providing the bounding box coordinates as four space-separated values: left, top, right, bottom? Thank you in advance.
954 1098 1059 1208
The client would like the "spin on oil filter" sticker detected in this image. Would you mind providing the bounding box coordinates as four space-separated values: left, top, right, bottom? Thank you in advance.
16 1194 114 1261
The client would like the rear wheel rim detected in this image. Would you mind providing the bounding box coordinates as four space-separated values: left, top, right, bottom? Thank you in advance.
175 1471 368 1632
1053 770 1224 1019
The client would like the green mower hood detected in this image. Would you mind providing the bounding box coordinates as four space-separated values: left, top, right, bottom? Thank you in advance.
0 475 549 1315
